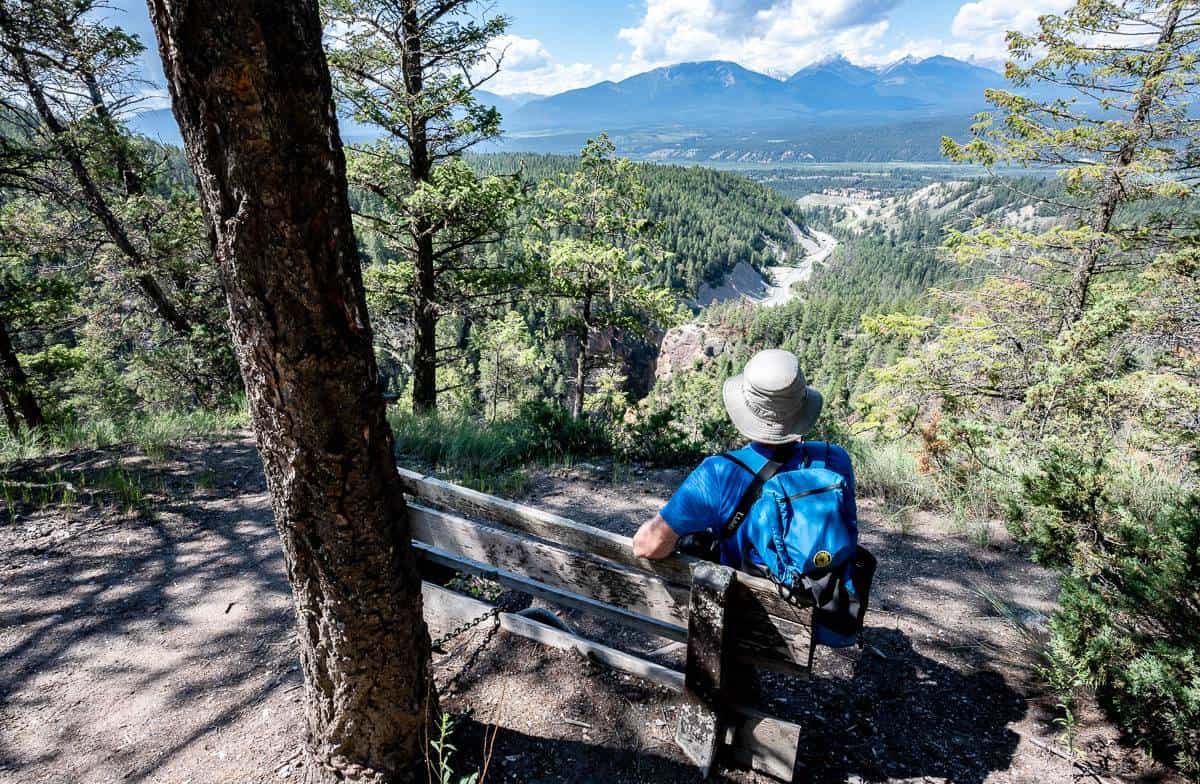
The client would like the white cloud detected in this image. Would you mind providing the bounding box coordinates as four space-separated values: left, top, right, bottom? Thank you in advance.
943 0 1074 64
132 87 172 111
833 0 1074 72
493 34 552 72
616 0 901 75
484 35 605 95
950 0 1071 38
480 0 1085 97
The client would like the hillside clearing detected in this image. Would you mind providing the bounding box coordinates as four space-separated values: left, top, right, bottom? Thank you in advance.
0 438 1174 783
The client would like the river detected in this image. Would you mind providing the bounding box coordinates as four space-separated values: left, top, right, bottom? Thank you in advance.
694 220 838 308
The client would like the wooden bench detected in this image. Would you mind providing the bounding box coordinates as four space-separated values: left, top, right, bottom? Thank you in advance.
399 467 814 781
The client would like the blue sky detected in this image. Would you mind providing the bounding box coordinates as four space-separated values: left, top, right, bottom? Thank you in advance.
111 0 1071 101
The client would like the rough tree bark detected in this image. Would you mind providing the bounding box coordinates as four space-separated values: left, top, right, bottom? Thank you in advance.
146 1 435 781
0 314 44 431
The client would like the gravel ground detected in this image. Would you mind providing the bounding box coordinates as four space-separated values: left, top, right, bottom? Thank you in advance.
0 437 1177 783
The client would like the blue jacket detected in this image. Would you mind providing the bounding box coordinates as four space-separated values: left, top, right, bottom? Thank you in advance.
660 441 857 568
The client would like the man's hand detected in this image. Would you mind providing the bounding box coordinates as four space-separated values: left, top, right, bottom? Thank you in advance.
632 514 679 560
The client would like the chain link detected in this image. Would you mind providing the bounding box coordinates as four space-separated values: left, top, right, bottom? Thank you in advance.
436 593 521 692
431 605 501 651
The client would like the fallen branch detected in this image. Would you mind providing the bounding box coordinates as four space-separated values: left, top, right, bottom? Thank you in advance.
1016 730 1119 784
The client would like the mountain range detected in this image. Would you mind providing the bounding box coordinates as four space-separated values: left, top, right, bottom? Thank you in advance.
131 54 1011 161
502 55 1003 134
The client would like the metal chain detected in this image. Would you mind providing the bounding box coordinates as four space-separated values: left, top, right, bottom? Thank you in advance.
434 591 527 693
431 604 501 651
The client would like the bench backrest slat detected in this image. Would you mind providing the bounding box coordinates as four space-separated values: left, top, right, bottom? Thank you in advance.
399 467 812 621
410 503 692 626
401 468 813 673
399 467 692 583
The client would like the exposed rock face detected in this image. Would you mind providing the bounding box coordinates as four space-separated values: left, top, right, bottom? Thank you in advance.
655 321 735 382
695 261 768 307
574 325 666 400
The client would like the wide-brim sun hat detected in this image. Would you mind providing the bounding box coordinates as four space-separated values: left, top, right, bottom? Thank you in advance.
722 349 823 444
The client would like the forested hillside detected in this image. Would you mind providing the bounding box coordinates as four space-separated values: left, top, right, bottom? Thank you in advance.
485 114 978 162
467 153 808 291
2 1 1198 782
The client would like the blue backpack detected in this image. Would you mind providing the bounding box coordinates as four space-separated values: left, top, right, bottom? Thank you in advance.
720 442 876 649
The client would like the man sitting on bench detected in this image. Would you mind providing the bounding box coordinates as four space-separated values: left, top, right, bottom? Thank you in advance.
632 348 857 568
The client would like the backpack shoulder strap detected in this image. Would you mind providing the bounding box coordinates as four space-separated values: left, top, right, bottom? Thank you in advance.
800 440 832 469
718 445 792 539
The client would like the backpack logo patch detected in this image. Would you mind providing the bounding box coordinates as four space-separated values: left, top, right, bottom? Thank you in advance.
813 550 833 569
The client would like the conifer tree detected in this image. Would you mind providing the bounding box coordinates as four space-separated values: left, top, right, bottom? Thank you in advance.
147 0 435 780
529 135 681 419
0 0 237 405
868 0 1200 461
323 0 522 412
863 3 1200 771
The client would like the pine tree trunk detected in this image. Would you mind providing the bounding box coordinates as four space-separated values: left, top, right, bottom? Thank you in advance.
571 293 592 420
0 315 44 431
146 2 435 782
1061 2 1181 331
401 0 438 414
0 385 21 438
412 231 438 413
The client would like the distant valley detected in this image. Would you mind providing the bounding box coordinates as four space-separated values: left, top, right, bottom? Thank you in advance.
131 54 1014 162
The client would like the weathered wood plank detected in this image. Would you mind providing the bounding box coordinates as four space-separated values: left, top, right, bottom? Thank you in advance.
411 502 811 673
676 561 735 776
422 580 683 689
413 542 687 641
398 466 693 584
422 582 803 782
723 705 804 781
409 503 693 627
503 610 687 690
731 582 812 678
399 466 814 632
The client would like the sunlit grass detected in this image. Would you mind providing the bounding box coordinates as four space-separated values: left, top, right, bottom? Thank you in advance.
389 405 609 495
0 397 248 463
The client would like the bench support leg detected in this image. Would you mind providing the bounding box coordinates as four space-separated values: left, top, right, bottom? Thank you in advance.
675 561 735 776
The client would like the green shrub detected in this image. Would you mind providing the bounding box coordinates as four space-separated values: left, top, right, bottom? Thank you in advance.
1041 495 1200 777
1008 447 1111 565
612 406 711 466
618 368 738 464
513 400 611 460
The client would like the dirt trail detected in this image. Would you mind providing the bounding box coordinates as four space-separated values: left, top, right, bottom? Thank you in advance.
0 439 1171 783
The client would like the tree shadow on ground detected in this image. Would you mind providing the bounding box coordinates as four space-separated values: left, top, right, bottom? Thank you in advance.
437 619 1025 784
0 444 1055 783
0 440 298 782
421 498 1052 783
786 627 1025 784
449 714 715 784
